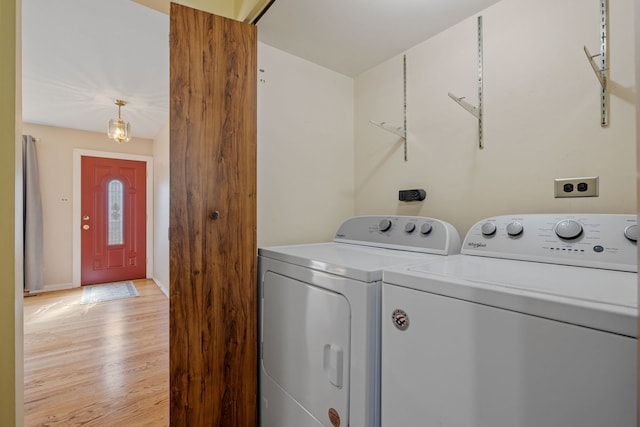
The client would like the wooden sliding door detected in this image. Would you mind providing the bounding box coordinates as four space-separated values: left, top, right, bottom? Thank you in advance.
169 4 257 426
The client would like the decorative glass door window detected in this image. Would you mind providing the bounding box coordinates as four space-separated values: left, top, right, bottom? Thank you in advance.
107 179 124 245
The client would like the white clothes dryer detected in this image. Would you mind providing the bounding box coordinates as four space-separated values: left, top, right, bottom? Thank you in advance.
258 216 461 427
381 214 637 427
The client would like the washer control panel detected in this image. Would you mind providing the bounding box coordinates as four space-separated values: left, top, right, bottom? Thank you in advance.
463 214 637 272
334 216 461 255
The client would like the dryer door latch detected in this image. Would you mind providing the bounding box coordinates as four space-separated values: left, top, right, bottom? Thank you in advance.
323 344 344 388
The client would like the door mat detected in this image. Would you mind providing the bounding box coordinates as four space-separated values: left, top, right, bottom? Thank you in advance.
80 281 139 304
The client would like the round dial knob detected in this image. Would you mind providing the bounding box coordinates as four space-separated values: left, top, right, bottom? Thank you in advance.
379 219 392 232
506 221 523 237
624 224 638 242
405 223 416 233
480 222 496 236
420 223 432 235
554 219 583 240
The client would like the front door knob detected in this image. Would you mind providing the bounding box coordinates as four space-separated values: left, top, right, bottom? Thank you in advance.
82 224 90 230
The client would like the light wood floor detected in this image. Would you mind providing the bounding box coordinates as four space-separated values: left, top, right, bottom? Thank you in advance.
24 279 169 427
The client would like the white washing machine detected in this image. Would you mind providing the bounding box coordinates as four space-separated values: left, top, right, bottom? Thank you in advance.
259 215 461 427
381 214 637 427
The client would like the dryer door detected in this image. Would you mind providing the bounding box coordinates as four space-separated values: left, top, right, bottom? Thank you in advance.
262 271 350 427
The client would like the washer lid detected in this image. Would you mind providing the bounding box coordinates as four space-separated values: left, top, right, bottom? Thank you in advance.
259 242 442 282
383 256 637 337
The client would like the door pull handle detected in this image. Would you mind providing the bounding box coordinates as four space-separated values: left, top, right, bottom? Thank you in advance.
323 344 344 388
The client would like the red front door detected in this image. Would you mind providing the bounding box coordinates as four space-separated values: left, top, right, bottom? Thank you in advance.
81 156 147 285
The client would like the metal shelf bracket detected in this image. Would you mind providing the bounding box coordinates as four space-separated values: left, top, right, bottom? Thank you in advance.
583 47 606 88
370 54 408 161
368 120 405 138
583 0 608 127
447 94 479 119
448 16 484 149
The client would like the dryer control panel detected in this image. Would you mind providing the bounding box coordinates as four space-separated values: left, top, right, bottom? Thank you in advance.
462 214 637 272
334 216 461 255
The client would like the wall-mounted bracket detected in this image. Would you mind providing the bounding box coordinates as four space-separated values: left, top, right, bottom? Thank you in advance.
368 120 405 138
447 93 479 119
583 0 608 127
369 55 408 161
448 16 484 149
583 47 606 88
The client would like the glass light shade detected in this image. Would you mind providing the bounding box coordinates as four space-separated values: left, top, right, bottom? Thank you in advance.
108 118 131 143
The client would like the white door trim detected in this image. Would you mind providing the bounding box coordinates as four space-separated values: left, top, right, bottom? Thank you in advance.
72 149 154 286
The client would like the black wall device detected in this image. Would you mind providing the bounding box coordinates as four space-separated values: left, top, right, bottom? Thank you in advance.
399 189 426 202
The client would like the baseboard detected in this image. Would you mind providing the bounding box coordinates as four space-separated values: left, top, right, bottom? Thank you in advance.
153 278 169 297
40 282 76 293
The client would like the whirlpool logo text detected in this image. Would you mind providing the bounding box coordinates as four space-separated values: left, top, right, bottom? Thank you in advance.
467 242 487 248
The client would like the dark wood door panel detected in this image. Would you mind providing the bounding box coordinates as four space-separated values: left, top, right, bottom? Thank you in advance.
169 4 257 426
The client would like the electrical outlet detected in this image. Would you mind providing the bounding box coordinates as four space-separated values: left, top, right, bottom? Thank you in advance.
554 176 599 198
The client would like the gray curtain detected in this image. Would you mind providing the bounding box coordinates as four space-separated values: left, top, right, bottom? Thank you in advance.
22 135 44 292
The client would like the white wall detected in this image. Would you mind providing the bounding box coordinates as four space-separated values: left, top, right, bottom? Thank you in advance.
354 0 636 237
22 123 153 288
152 121 169 295
257 42 355 246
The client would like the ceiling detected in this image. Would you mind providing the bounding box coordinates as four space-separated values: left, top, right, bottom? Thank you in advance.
22 0 170 140
258 0 501 77
22 0 501 140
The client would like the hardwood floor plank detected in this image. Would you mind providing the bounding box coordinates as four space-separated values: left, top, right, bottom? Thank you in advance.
24 279 169 427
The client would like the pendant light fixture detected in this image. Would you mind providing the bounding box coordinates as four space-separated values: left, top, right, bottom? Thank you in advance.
108 99 131 143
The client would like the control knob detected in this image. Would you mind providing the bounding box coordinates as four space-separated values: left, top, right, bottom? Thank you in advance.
405 223 416 233
420 223 432 235
480 222 496 236
624 224 638 242
506 221 523 237
554 219 583 240
379 219 392 232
